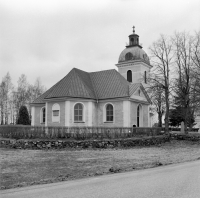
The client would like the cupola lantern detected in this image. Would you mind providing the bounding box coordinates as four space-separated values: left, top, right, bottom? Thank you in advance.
127 26 140 47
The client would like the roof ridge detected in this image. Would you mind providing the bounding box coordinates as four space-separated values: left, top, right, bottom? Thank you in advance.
88 73 98 99
74 68 97 99
32 76 65 103
88 74 98 99
44 69 75 99
139 84 152 104
89 69 116 74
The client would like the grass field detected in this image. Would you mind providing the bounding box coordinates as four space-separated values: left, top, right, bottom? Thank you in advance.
0 140 200 190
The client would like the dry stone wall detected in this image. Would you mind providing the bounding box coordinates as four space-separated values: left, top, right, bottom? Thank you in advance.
0 136 170 149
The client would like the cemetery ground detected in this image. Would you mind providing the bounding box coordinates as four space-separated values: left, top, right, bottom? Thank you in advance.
1 138 200 190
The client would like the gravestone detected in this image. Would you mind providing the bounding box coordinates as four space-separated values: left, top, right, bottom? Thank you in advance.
181 121 184 133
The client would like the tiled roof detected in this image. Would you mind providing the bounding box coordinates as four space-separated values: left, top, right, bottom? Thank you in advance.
31 81 61 104
45 68 96 99
129 83 141 96
32 68 150 103
90 69 129 99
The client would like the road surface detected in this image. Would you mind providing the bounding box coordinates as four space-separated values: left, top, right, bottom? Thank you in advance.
1 160 200 198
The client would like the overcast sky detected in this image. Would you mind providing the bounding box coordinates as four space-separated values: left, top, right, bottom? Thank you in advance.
0 0 200 89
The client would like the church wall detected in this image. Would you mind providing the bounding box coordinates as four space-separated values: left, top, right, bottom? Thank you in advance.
130 102 137 127
46 101 65 126
97 101 123 127
143 104 149 127
92 102 98 126
130 102 149 127
118 63 150 84
31 105 45 126
68 101 89 127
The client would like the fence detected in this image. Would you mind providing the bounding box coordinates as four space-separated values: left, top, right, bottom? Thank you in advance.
0 125 162 140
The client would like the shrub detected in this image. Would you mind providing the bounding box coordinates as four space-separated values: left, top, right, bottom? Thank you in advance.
17 106 30 125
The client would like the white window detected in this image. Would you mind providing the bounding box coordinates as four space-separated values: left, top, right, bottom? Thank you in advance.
52 103 60 123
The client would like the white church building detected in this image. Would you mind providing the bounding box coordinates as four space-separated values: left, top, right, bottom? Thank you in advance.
31 27 153 127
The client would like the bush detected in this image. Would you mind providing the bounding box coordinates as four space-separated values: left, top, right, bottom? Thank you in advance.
17 106 30 125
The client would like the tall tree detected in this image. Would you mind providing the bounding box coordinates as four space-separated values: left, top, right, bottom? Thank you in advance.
0 81 6 125
192 31 200 108
26 77 46 117
0 73 13 125
15 74 29 121
149 35 173 133
147 81 165 127
172 31 199 132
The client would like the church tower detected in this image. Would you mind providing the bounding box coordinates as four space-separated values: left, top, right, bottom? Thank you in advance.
116 26 152 86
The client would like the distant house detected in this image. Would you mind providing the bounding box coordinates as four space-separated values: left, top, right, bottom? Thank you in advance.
31 27 152 127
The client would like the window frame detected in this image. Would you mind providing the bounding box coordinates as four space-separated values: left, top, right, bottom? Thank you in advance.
74 103 85 123
104 103 114 123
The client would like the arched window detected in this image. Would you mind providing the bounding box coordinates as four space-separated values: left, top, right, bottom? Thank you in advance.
74 103 83 122
52 103 60 122
144 71 147 84
40 107 45 124
127 70 132 82
125 52 133 61
106 104 113 122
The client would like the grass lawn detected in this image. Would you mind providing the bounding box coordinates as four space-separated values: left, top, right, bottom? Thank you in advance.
0 140 200 190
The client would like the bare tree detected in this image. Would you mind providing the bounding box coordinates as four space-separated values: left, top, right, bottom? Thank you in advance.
0 73 13 125
15 74 29 121
172 31 200 131
192 31 200 107
0 81 6 125
149 35 173 133
147 80 165 127
26 77 46 116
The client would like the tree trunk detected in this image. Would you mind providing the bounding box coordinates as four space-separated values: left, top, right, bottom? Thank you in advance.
158 111 163 127
164 89 169 134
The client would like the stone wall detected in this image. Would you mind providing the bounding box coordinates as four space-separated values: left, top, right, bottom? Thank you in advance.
0 136 170 149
